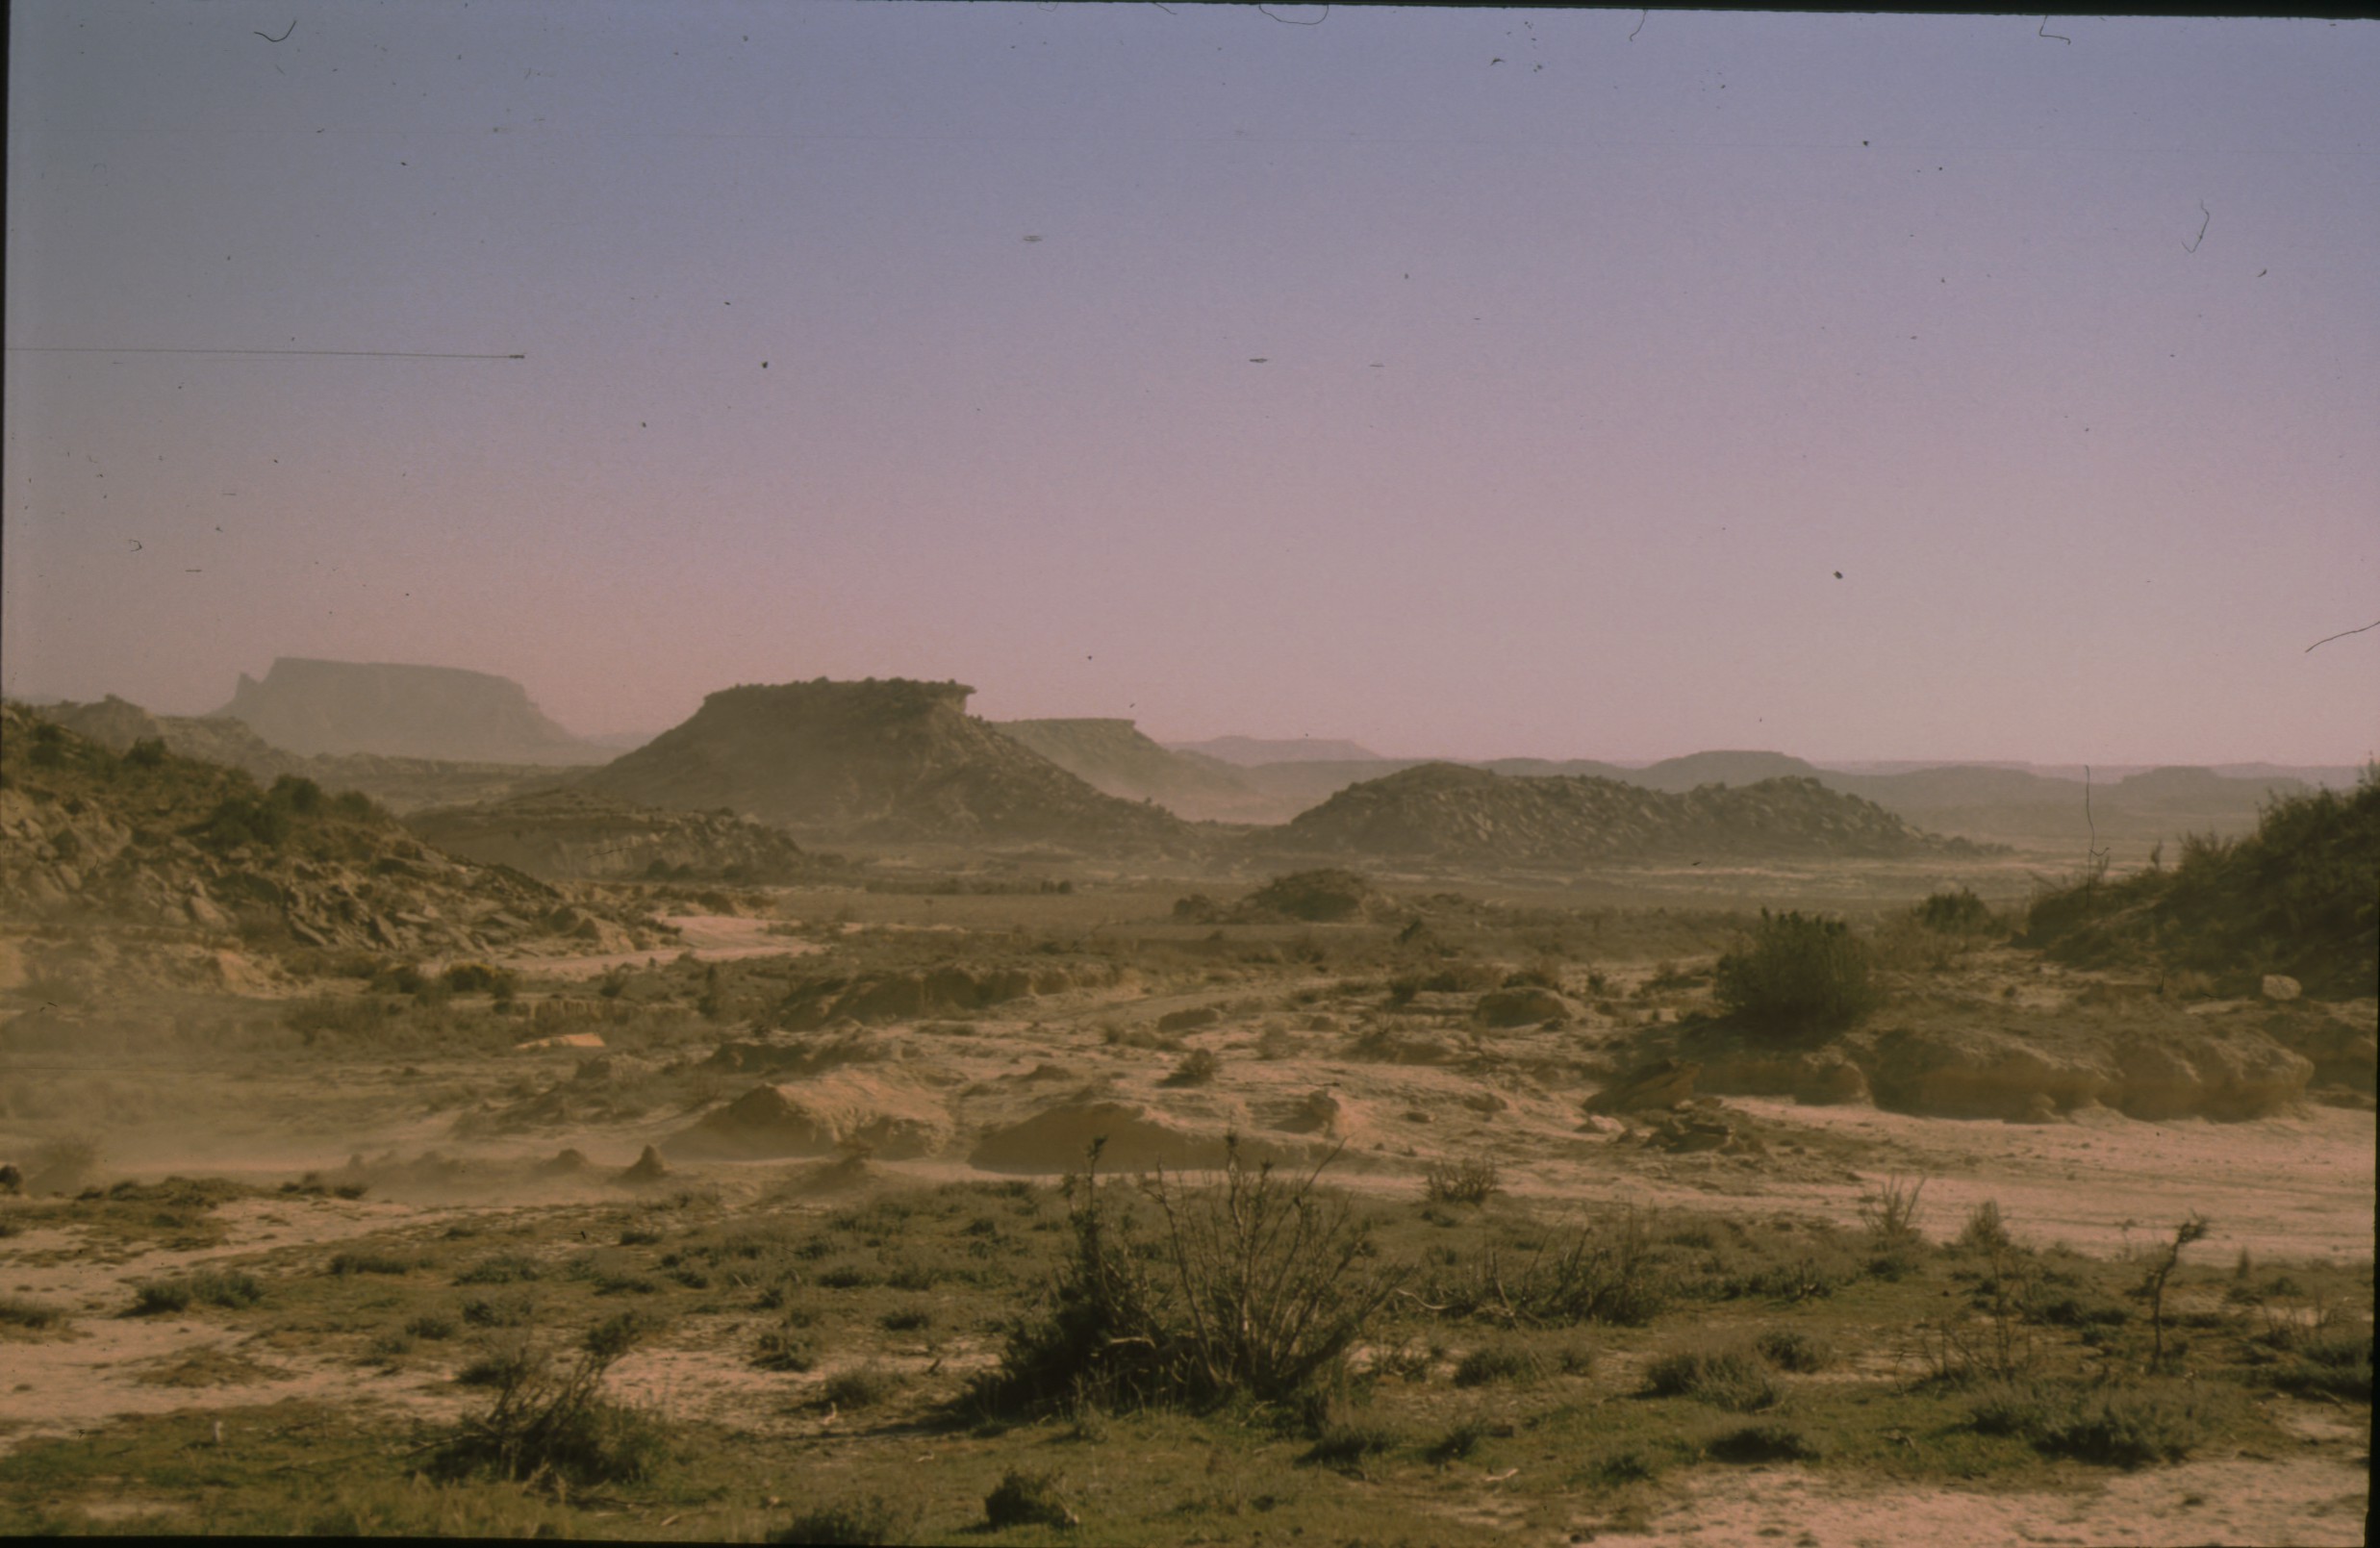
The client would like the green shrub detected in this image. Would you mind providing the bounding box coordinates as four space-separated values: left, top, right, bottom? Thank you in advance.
1712 911 1878 1032
125 737 168 768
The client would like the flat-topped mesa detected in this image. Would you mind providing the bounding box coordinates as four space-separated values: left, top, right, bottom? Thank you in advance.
214 657 605 765
580 677 1198 850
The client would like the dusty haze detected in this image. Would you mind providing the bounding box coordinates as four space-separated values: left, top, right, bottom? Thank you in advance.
6 6 2376 765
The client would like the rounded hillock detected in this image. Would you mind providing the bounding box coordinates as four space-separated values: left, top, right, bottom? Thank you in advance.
1266 764 1961 868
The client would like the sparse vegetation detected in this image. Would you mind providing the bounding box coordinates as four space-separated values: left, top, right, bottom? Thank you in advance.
978 1139 1405 1414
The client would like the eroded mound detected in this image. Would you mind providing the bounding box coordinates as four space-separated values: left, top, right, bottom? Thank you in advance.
970 1100 1297 1174
1267 763 1982 867
581 678 1200 850
671 1073 954 1160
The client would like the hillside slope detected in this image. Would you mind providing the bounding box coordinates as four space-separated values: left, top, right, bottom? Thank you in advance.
214 657 605 765
407 788 825 883
0 705 666 969
1262 762 1977 867
581 679 1201 850
2022 769 2379 997
990 719 1261 820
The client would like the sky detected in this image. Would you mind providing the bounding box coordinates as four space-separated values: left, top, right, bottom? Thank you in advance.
6 4 2376 767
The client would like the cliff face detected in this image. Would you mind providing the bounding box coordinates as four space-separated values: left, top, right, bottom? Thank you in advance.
213 658 604 765
1266 763 1976 866
579 679 1200 850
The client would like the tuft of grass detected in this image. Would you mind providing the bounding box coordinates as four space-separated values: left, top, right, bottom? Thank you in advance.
0 1296 68 1332
772 1492 923 1546
1300 1421 1401 1472
1161 1048 1223 1087
328 1251 414 1277
129 1269 264 1316
1708 1422 1822 1464
454 1253 543 1285
983 1468 1079 1530
821 1362 905 1410
1755 1329 1831 1373
1642 1348 1780 1412
1453 1342 1544 1388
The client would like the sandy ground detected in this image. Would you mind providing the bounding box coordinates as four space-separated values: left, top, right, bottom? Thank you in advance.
479 914 824 979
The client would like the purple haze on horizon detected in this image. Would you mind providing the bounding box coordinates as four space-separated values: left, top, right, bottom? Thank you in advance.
5 5 2375 767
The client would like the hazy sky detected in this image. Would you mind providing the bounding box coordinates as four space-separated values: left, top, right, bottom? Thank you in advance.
7 5 2376 765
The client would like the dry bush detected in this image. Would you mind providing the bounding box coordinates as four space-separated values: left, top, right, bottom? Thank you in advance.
1422 1155 1502 1206
978 1138 1405 1414
431 1312 666 1488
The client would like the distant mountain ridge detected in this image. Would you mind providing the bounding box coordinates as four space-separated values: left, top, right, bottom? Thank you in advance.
581 678 1199 850
35 694 574 814
1166 735 1385 766
215 657 606 765
991 719 1264 821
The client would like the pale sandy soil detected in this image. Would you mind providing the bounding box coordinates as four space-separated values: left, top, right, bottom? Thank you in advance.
479 914 823 979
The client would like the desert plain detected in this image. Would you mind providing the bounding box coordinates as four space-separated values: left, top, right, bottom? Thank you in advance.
0 672 2370 1546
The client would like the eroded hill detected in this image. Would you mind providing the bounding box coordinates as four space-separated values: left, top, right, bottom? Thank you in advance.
581 679 1202 851
1262 762 1984 868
